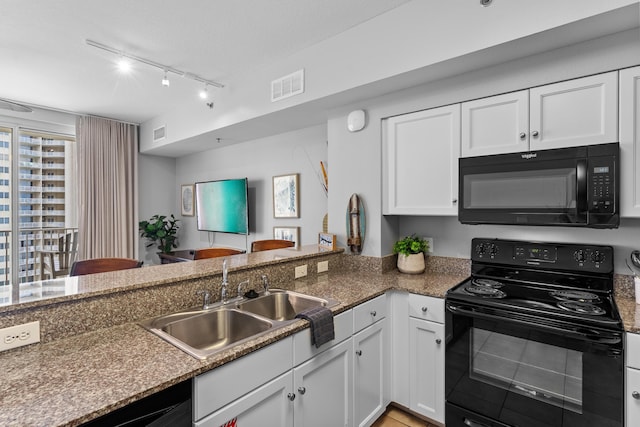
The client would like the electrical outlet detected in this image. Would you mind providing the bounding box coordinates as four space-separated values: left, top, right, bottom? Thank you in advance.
0 321 40 352
424 237 434 253
295 264 308 279
317 260 329 273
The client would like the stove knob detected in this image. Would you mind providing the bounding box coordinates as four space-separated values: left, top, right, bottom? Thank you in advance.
591 251 605 263
475 244 486 256
489 244 498 256
574 250 586 263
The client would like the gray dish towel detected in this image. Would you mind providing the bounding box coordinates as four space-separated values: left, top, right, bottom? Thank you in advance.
295 306 335 348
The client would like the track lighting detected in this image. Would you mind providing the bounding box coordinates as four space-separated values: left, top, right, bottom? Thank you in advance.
161 70 170 87
85 39 223 93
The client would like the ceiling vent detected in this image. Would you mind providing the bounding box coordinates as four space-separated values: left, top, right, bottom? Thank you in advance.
153 125 166 142
271 69 304 102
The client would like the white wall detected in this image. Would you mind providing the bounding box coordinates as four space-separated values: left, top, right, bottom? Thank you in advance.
327 29 640 260
174 125 327 253
138 154 177 265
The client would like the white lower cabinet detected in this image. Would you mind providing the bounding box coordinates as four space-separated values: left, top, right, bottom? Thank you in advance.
195 371 294 427
353 319 387 427
626 332 640 426
408 317 444 421
294 337 353 427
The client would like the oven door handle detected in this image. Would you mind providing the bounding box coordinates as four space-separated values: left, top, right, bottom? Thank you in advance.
446 302 622 345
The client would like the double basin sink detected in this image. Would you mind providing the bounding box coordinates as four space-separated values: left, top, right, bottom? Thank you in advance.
140 289 339 359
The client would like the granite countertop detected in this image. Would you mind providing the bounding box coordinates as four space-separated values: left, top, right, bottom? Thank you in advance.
0 269 466 427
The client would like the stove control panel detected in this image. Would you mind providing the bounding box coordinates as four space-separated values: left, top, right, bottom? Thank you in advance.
472 238 613 273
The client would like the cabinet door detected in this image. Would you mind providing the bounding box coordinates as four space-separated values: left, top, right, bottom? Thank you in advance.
353 319 387 427
620 66 640 217
461 90 529 157
529 71 618 150
294 338 353 427
383 104 461 215
195 371 294 427
409 318 444 423
627 368 640 427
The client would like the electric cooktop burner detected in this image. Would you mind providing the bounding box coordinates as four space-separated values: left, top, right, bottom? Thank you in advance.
557 300 606 316
465 278 507 298
550 290 600 303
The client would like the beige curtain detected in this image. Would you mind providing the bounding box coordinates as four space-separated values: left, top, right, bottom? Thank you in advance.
76 116 138 260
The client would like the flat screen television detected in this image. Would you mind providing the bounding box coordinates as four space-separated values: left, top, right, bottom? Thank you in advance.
195 178 249 235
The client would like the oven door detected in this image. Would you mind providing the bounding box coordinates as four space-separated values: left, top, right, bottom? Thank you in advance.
458 153 587 226
445 301 623 427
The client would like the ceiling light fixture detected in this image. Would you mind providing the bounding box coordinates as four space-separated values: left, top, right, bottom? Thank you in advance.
161 70 170 87
199 84 209 99
117 56 131 73
85 39 224 89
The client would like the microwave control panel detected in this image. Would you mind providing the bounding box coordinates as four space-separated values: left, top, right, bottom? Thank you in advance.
589 156 615 213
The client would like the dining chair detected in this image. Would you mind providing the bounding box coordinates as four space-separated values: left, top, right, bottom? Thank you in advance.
40 230 79 279
251 239 295 252
193 248 244 260
70 258 143 276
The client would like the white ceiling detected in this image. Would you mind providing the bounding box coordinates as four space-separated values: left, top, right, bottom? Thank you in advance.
1 0 411 124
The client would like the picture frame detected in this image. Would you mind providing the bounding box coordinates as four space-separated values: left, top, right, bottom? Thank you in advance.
273 226 300 247
181 184 195 216
273 173 300 218
318 233 336 250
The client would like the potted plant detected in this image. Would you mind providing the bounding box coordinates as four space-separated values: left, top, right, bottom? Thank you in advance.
393 234 429 274
139 214 180 254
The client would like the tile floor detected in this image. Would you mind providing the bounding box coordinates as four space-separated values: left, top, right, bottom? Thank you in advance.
371 406 440 427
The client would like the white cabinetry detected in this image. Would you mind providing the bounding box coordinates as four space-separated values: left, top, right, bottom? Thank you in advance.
383 104 461 215
407 294 445 422
390 291 445 424
461 71 618 157
352 295 389 427
626 332 640 427
620 66 640 217
293 338 353 427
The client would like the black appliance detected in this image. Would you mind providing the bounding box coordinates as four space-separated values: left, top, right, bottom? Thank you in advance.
445 238 624 427
458 142 619 228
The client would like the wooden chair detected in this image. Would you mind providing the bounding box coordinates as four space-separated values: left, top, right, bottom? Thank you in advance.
251 239 295 252
193 248 244 260
40 230 78 279
70 258 143 277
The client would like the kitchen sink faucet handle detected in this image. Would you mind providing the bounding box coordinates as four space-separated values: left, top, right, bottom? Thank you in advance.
261 274 270 295
196 289 211 310
237 279 249 297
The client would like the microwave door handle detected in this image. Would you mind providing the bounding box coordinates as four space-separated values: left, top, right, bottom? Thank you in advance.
576 159 588 213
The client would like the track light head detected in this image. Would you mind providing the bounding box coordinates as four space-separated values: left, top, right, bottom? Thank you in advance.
161 70 170 87
117 56 131 73
199 85 209 99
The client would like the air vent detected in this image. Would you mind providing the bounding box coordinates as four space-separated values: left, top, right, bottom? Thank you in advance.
271 69 304 102
153 125 166 142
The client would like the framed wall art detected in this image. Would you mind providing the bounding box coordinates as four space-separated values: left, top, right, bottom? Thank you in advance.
318 233 336 250
273 173 299 218
181 184 195 216
273 226 300 247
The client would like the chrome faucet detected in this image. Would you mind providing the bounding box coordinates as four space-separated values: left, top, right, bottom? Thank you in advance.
261 274 270 295
237 279 249 298
196 289 212 310
221 259 229 304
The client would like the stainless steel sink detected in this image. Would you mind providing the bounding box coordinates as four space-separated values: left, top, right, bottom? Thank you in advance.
140 307 274 359
140 289 339 359
236 289 337 321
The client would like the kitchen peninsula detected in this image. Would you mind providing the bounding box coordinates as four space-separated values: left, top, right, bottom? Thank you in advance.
0 246 468 426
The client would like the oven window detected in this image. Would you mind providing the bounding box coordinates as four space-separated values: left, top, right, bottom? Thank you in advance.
463 168 576 209
471 328 582 414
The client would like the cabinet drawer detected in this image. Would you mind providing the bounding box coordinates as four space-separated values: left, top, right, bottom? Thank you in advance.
627 367 640 427
408 294 444 324
194 336 293 421
293 309 353 366
353 294 387 333
628 333 640 369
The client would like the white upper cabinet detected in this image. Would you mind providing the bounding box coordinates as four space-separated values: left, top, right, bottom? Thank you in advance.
383 104 461 215
461 90 529 157
461 72 618 157
620 66 640 218
529 71 618 150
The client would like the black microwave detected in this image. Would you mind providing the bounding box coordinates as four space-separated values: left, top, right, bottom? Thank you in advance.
458 142 619 228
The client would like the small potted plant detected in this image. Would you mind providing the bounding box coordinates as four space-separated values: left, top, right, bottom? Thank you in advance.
393 234 429 274
139 214 180 255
